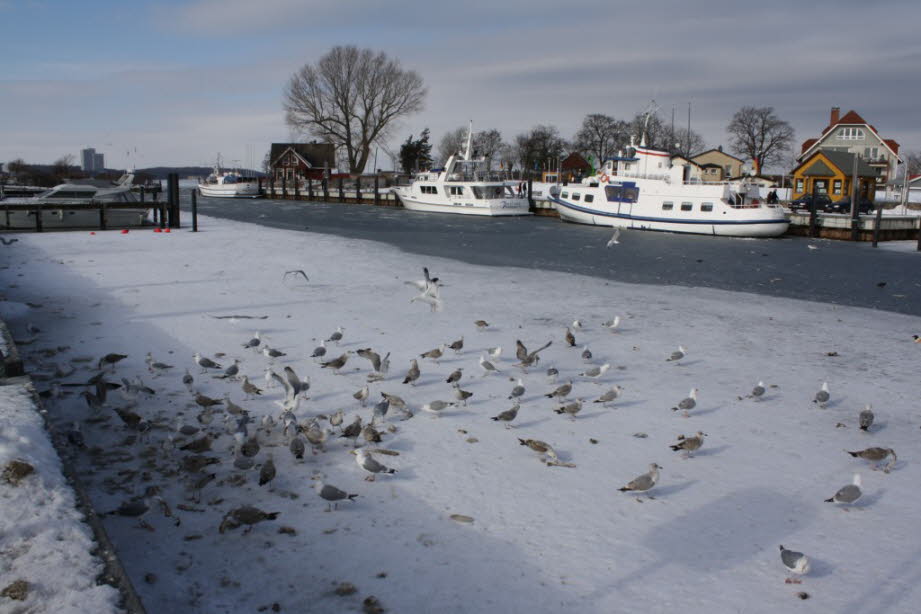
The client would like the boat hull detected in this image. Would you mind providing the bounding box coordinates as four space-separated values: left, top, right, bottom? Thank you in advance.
553 198 789 237
2 207 152 230
198 183 261 198
393 189 530 217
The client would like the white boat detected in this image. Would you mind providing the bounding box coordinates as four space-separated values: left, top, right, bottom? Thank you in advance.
392 122 530 217
1 175 152 230
546 126 789 237
198 159 261 198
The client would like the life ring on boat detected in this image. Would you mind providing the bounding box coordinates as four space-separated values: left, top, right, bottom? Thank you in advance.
600 174 610 183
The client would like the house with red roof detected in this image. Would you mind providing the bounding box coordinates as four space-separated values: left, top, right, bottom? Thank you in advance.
798 107 902 186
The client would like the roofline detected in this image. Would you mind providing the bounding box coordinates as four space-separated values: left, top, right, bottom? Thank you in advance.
799 119 901 162
692 148 744 163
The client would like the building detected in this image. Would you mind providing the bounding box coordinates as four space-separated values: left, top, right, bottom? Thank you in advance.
691 148 745 182
94 152 104 172
798 107 901 185
80 147 105 173
790 150 876 202
269 143 336 182
560 152 592 181
669 154 704 181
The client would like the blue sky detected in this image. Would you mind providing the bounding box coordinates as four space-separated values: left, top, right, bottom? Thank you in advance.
2 0 919 171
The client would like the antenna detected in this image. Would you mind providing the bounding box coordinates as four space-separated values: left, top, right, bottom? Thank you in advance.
640 100 659 148
463 120 474 161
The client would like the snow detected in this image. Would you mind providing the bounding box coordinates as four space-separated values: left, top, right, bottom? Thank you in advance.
2 215 921 613
0 383 121 613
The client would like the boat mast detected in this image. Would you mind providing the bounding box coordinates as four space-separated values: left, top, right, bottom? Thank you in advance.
463 120 473 161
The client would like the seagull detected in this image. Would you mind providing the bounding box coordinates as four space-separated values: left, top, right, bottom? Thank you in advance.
474 320 489 330
593 385 623 406
571 319 582 330
361 423 382 444
517 340 552 369
241 376 263 398
326 326 344 345
825 474 862 505
314 481 358 511
218 359 241 380
421 400 455 417
329 409 344 430
546 367 559 383
672 388 698 416
283 269 309 282
262 346 286 360
606 227 621 247
487 346 502 360
846 447 897 472
581 346 592 363
451 384 474 406
491 402 520 426
420 344 446 363
259 455 276 487
380 392 407 409
145 352 174 375
405 266 441 294
411 289 443 312
194 392 224 408
750 381 766 400
371 398 390 424
321 351 353 375
858 405 874 431
224 396 246 416
518 438 558 461
182 369 194 392
402 359 420 385
580 363 610 379
814 382 830 408
357 348 382 372
353 385 370 406
508 378 525 401
446 368 463 385
545 380 573 400
242 332 261 350
219 506 279 534
283 366 308 398
807 244 819 251
352 449 396 481
666 346 686 362
311 340 327 359
289 435 306 460
98 353 128 371
618 463 661 494
779 545 810 577
448 337 464 353
601 316 621 332
378 352 390 375
670 431 706 457
564 328 576 347
479 355 500 376
339 416 363 446
554 398 584 419
194 352 222 372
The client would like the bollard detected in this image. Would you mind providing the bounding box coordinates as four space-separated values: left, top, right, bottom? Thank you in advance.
355 176 361 202
99 202 107 231
872 205 883 247
322 178 329 201
35 206 43 232
338 176 344 201
308 178 313 201
191 189 198 232
374 175 380 206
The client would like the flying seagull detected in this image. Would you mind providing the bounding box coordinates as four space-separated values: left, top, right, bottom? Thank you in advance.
283 269 309 282
606 227 621 247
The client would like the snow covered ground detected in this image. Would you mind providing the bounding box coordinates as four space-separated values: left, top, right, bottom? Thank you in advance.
1 215 920 613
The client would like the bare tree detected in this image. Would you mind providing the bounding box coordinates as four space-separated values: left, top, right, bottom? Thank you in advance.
52 154 75 180
727 106 794 173
438 127 467 164
573 114 628 168
906 150 921 177
438 126 506 169
515 125 567 174
283 46 426 175
628 112 667 149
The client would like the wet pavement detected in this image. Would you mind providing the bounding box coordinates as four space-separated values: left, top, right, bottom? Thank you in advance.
181 195 921 316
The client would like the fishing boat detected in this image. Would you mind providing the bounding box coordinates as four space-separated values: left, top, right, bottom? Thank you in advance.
1 174 152 229
198 157 261 198
545 116 788 237
391 122 529 216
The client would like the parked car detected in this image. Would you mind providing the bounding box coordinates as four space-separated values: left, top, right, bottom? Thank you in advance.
789 193 832 211
827 197 874 215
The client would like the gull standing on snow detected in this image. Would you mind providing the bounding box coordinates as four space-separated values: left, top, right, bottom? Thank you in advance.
353 448 396 481
145 353 174 375
594 385 623 406
182 369 194 392
321 351 353 375
846 447 897 472
750 381 766 401
353 385 370 406
564 328 576 347
858 405 874 431
262 346 286 360
491 402 520 427
581 346 593 363
448 337 464 353
479 355 500 376
606 227 621 247
545 380 573 400
672 388 698 417
218 359 241 380
314 481 358 511
666 346 686 362
445 368 463 385
420 344 446 363
326 326 344 345
311 340 327 359
421 400 455 417
402 359 421 385
813 382 830 408
554 398 584 419
242 332 261 350
618 463 661 494
825 474 862 506
487 346 502 361
194 352 222 372
601 316 620 332
670 431 706 457
508 378 525 401
258 454 276 487
518 438 558 461
452 384 474 406
779 545 810 578
580 363 610 379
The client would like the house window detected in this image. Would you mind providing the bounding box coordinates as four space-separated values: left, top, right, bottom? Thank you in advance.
796 178 804 192
681 202 693 211
572 193 580 201
863 147 879 160
839 127 864 140
584 194 594 203
833 180 842 195
662 202 674 210
701 202 713 212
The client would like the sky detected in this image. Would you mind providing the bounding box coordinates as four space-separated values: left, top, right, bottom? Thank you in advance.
1 0 919 171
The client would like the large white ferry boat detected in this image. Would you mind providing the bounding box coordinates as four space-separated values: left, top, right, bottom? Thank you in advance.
547 139 789 238
198 157 261 198
392 123 530 217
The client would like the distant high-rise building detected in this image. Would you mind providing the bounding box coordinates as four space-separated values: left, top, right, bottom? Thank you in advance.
94 152 104 172
81 147 96 172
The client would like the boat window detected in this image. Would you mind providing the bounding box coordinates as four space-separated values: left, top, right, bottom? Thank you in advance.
572 193 580 201
662 202 674 211
681 202 693 211
584 194 594 203
449 186 464 196
561 192 569 199
701 202 713 212
420 185 438 195
607 185 639 203
471 186 505 199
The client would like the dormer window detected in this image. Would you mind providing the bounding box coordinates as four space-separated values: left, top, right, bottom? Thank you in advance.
838 128 864 141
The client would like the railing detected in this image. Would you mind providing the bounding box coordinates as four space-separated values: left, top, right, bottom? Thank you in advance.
1 201 158 232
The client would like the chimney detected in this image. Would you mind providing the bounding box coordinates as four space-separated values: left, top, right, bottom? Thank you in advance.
830 106 840 125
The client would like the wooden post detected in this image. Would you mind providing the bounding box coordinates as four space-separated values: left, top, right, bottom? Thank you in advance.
355 176 361 202
527 175 534 210
99 202 107 230
849 156 860 241
338 176 344 201
872 204 883 247
168 173 180 228
322 178 329 201
35 206 43 232
4 204 9 229
258 177 263 196
139 185 145 204
374 174 380 206
308 178 313 200
282 179 287 200
294 179 300 200
808 180 818 238
191 188 198 232
159 201 166 229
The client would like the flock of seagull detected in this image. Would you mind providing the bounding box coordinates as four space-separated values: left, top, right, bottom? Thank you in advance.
27 263 903 590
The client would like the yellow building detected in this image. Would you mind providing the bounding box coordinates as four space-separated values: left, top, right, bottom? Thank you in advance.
791 150 876 201
691 148 744 182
